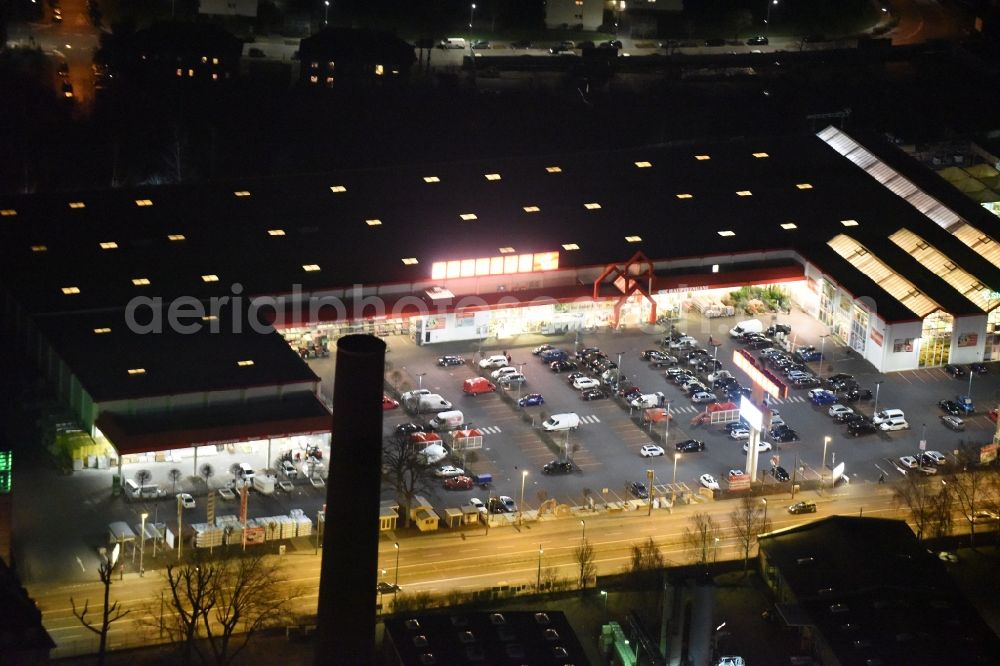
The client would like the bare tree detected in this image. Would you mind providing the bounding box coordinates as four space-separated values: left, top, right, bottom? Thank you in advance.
729 495 770 572
163 556 219 665
928 481 954 541
71 553 130 666
200 464 215 493
135 468 152 486
168 468 183 493
949 447 999 548
624 537 665 587
684 512 720 565
382 435 435 528
891 473 937 542
574 538 597 590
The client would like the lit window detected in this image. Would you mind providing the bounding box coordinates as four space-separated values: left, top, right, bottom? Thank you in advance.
841 219 859 227
202 274 220 282
211 73 219 81
634 161 652 168
736 190 752 197
309 75 318 84
499 247 516 254
375 64 384 76
127 368 146 376
584 203 601 210
625 235 642 243
545 166 562 173
135 199 153 207
460 213 478 221
237 360 255 367
796 183 813 190
712 264 720 273
0 209 16 216
310 62 319 69
61 286 80 294
718 230 736 237
781 223 798 230
69 202 85 209
676 193 693 199
423 176 440 183
188 69 194 77
325 76 334 85
267 229 286 236
93 327 111 334
31 245 47 252
752 152 769 158
212 57 219 65
167 234 186 241
330 185 347 193
99 241 119 250
132 278 150 286
484 173 501 181
401 257 419 265
201 56 208 63
562 243 580 251
202 315 218 322
176 68 183 77
234 190 251 197
302 265 320 272
365 219 382 226
695 155 711 161
523 206 540 213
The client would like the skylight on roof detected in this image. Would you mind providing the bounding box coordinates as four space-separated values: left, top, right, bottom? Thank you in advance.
459 213 478 221
634 161 652 168
545 166 562 173
401 257 419 265
695 155 711 161
69 202 85 209
889 229 994 312
584 203 601 210
168 234 186 241
267 229 285 236
132 278 151 286
302 265 320 272
752 152 769 158
796 183 813 190
237 360 255 367
523 206 540 213
484 173 501 181
499 247 515 254
366 219 382 226
0 209 16 216
841 219 859 227
736 190 753 197
625 235 642 243
951 223 1000 268
93 327 111 334
330 185 347 193
127 368 146 375
100 242 119 250
31 245 47 252
781 223 798 230
234 190 251 197
135 199 153 207
676 193 693 199
718 230 736 237
423 176 440 183
562 243 579 250
202 274 220 282
61 286 80 294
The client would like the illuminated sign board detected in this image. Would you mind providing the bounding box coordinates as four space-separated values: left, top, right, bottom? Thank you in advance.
0 450 10 493
732 349 788 400
739 396 763 431
431 251 559 280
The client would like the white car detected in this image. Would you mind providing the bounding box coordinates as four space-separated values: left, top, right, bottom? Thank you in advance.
177 493 195 509
640 444 665 457
479 354 509 369
691 391 718 404
742 440 773 453
729 427 750 440
924 450 947 465
468 497 487 514
491 366 519 379
434 465 465 478
769 410 784 427
401 388 431 404
699 474 720 490
573 376 600 390
879 418 909 431
898 455 918 469
828 404 854 418
707 370 732 383
669 336 697 349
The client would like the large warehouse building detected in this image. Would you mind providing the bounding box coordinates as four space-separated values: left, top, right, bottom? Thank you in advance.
1 127 999 466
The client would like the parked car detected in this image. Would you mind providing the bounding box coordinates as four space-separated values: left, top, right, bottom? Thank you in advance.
629 481 649 499
742 440 773 453
771 428 800 442
443 475 475 490
923 450 947 465
944 363 965 378
676 439 705 452
704 38 726 47
499 495 517 512
770 466 790 482
177 493 196 509
382 394 399 410
542 460 574 475
580 388 608 401
573 376 600 391
548 44 574 55
499 373 526 387
788 500 816 514
218 487 236 501
479 354 509 369
549 360 578 373
940 414 965 431
434 465 465 478
840 387 872 401
699 474 720 490
828 404 854 418
808 389 837 405
510 39 533 49
533 344 555 355
879 418 909 432
847 419 878 437
938 399 962 416
437 355 465 366
640 444 665 457
764 322 788 335
471 40 491 49
729 427 751 440
746 35 769 46
970 362 988 374
692 391 718 404
519 393 545 407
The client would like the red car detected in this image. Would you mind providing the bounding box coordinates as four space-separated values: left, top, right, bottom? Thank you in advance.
443 475 474 490
382 394 400 410
990 408 998 424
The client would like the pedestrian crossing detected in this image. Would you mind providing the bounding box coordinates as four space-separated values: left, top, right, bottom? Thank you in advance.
479 426 503 434
580 415 601 424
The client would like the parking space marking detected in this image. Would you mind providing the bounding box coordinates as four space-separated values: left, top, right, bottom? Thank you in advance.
479 426 503 434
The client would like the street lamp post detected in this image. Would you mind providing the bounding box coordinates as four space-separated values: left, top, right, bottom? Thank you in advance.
672 453 680 485
324 0 330 26
416 372 426 391
967 368 974 400
616 351 624 387
761 497 768 527
665 400 672 443
393 542 400 588
764 0 778 36
646 468 655 516
819 334 830 378
536 545 543 590
822 436 831 470
600 589 608 617
379 568 387 611
519 470 528 526
580 519 586 544
714 536 720 563
177 494 183 561
139 512 148 577
469 3 476 41
873 380 883 416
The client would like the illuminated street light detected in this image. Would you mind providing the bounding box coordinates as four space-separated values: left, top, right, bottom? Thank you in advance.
580 519 586 544
324 0 330 26
139 512 148 577
672 453 680 485
822 436 831 470
393 542 400 587
764 0 779 37
818 334 830 378
873 380 883 416
536 545 543 590
519 470 528 526
469 3 476 41
761 497 767 526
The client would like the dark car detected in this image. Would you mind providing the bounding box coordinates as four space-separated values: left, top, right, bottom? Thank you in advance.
792 376 821 388
847 419 878 437
727 386 751 401
714 377 739 390
641 349 667 361
471 40 491 49
770 466 790 482
826 373 854 385
599 39 623 49
629 481 649 499
576 347 603 359
697 359 723 372
840 387 872 402
437 355 465 367
747 35 769 46
542 460 574 475
772 428 800 442
944 364 965 378
377 581 401 594
651 356 678 367
726 420 750 433
938 399 963 416
788 500 816 514
764 324 789 336
833 411 862 424
510 39 533 49
749 338 774 350
488 497 510 514
581 388 608 401
549 360 578 373
676 439 705 452
518 393 545 407
61 81 74 99
970 362 988 374
395 422 424 437
576 40 596 50
619 386 643 401
548 44 574 55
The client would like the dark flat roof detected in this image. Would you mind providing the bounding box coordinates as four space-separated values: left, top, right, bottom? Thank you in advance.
33 307 319 402
1 130 998 324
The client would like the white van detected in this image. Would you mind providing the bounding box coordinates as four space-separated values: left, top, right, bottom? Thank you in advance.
252 475 276 496
729 319 763 338
872 408 904 425
238 462 255 480
542 413 581 431
429 410 464 431
439 37 467 49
